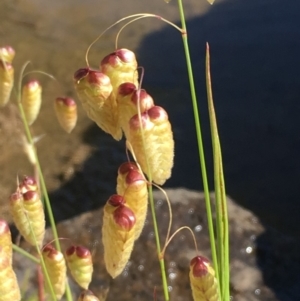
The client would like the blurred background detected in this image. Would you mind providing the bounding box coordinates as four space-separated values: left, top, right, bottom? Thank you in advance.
0 0 299 238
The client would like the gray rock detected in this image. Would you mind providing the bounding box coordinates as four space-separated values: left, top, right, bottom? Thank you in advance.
13 188 300 300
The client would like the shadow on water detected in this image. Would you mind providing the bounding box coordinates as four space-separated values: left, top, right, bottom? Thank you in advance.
256 229 300 301
48 127 128 222
137 0 300 238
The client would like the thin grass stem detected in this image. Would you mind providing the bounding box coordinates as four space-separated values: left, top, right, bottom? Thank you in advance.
16 63 73 301
135 90 170 301
176 0 219 277
12 243 40 264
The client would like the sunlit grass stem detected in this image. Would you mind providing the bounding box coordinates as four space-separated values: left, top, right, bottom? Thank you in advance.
135 89 170 301
176 0 219 280
16 63 73 301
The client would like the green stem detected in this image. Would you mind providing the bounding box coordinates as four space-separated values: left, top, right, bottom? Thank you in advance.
12 243 40 264
135 99 169 300
16 64 73 301
16 102 60 252
148 186 169 301
176 0 219 276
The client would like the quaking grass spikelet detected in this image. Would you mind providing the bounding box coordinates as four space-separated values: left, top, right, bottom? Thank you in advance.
74 68 121 140
9 190 45 247
128 106 174 185
0 46 15 63
189 256 220 301
100 48 139 97
18 175 38 193
42 245 67 300
21 80 42 125
0 60 14 107
117 83 154 138
0 220 12 265
74 68 112 110
117 162 148 239
102 194 136 278
65 245 93 289
54 97 77 133
77 290 100 301
0 247 21 301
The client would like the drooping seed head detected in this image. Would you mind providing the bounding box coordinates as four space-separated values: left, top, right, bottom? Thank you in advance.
56 97 76 107
118 82 136 96
74 67 112 109
75 246 91 258
66 245 91 259
65 245 93 289
77 290 100 301
108 194 125 207
21 80 42 125
0 46 15 63
125 170 144 186
0 60 14 107
118 162 139 175
74 68 110 87
131 89 154 110
100 48 137 70
190 256 210 277
42 244 67 299
10 191 23 202
0 219 10 235
54 97 77 133
148 106 168 124
129 106 168 130
43 244 63 260
129 111 153 131
113 205 136 231
0 247 21 300
23 190 39 202
19 175 38 193
0 219 12 264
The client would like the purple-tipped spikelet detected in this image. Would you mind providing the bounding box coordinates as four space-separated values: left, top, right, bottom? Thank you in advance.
9 190 45 247
117 162 148 239
74 68 122 140
0 60 14 107
0 46 15 63
19 175 38 193
74 68 112 110
65 245 93 289
0 219 12 265
0 247 21 301
102 195 136 278
21 80 42 125
77 290 100 301
100 48 139 97
117 83 154 138
189 256 220 301
42 245 67 300
54 97 77 133
127 106 174 185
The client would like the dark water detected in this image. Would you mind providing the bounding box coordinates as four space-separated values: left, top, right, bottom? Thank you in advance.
137 0 300 238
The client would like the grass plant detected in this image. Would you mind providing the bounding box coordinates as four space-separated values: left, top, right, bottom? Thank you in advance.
0 0 230 300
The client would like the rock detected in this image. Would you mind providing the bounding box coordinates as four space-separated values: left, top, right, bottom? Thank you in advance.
12 188 300 300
